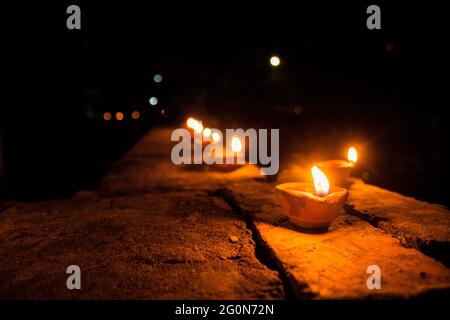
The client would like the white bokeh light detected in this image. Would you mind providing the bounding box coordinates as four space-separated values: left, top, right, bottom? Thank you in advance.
270 56 281 67
149 96 158 106
153 74 163 83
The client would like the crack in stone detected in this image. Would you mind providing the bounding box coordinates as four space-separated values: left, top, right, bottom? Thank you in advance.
344 204 450 268
211 187 311 300
416 239 450 269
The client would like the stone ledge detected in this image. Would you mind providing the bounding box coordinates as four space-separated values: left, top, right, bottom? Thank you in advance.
347 181 450 267
226 178 450 299
0 191 283 299
2 128 449 299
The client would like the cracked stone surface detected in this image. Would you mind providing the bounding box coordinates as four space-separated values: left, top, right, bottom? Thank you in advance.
0 191 283 299
226 175 450 299
1 127 449 299
347 181 450 267
0 128 283 299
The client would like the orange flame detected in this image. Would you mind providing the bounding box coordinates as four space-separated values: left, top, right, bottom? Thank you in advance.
203 127 212 138
348 147 357 164
186 117 196 128
312 165 330 196
186 117 203 133
231 136 242 153
211 131 221 142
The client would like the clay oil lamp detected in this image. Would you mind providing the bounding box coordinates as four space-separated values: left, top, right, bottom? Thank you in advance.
207 135 244 172
316 147 358 187
186 117 204 146
275 166 348 232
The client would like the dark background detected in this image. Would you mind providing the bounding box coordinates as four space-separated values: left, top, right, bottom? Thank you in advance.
1 1 449 205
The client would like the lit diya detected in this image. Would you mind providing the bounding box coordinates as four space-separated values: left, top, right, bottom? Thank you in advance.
186 117 204 147
316 147 358 187
206 135 244 172
186 117 203 133
275 166 348 231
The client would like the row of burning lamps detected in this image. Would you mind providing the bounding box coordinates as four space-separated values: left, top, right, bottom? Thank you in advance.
186 117 243 153
187 115 360 233
185 57 360 234
186 116 359 180
186 116 358 184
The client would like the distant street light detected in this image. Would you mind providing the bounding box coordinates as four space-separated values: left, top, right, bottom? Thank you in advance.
103 112 112 121
115 112 124 121
153 74 163 83
149 97 158 106
131 111 140 120
270 55 281 67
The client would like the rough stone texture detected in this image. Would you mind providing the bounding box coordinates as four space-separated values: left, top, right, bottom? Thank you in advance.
1 127 449 299
347 181 450 267
225 176 450 299
0 128 283 299
0 191 283 299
